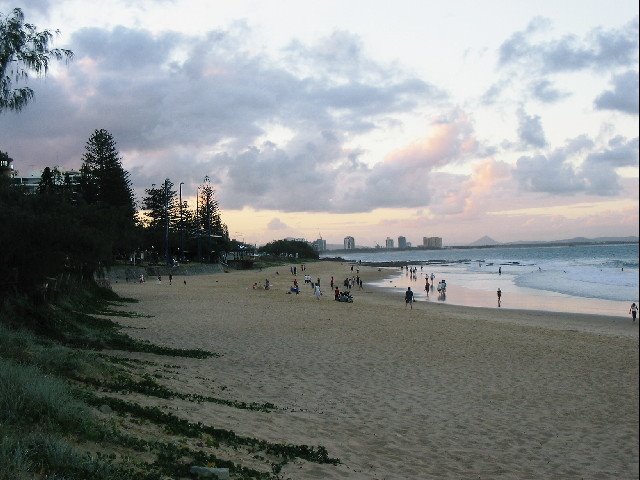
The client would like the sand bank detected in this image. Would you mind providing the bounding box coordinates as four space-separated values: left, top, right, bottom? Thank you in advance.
111 261 639 479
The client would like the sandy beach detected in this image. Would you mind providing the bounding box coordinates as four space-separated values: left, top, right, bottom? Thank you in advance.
111 261 639 479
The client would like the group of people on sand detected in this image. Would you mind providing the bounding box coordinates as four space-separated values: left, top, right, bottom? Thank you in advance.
250 264 369 303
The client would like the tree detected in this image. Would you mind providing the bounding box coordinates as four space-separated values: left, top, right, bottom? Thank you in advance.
80 129 134 209
79 129 137 257
195 177 229 262
141 180 179 232
1 7 73 113
140 179 180 261
37 166 63 194
258 239 319 260
0 175 112 299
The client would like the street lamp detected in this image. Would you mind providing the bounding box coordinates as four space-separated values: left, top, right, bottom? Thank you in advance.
196 185 202 261
164 178 170 266
179 182 184 261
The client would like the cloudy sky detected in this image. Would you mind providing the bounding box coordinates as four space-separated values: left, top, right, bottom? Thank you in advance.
1 0 638 246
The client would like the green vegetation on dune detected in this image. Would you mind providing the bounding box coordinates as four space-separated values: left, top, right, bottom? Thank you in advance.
0 286 339 479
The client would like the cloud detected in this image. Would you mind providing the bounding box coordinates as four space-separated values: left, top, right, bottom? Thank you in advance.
480 78 510 105
498 16 639 73
530 79 569 103
339 114 480 211
267 218 288 230
594 70 639 115
209 113 481 214
0 23 437 209
517 108 547 149
514 135 638 195
0 1 51 16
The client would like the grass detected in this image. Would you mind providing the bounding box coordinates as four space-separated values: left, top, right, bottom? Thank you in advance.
0 282 339 479
0 358 92 433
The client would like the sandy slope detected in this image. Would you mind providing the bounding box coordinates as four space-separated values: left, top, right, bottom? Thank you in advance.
111 261 639 479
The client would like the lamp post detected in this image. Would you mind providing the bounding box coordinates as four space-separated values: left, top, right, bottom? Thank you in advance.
179 182 184 261
164 178 170 266
203 176 212 263
196 185 201 261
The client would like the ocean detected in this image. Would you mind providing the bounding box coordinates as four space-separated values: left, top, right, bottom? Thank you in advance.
321 243 639 317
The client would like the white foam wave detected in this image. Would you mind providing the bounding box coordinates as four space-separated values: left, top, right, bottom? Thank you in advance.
514 266 639 302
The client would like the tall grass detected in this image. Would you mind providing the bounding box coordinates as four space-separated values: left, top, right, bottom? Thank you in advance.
0 358 92 433
0 433 133 480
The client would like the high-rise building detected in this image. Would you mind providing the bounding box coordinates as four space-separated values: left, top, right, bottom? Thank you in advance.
385 237 394 249
312 238 327 252
343 236 355 250
423 236 443 249
397 236 407 249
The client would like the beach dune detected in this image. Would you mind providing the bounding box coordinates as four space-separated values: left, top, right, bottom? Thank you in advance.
112 261 639 479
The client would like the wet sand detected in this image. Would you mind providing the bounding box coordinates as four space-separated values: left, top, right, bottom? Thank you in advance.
376 267 633 318
111 260 639 479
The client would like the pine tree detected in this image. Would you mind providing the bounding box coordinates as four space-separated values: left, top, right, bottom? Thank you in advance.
141 179 181 260
79 129 137 257
196 177 228 262
80 129 134 210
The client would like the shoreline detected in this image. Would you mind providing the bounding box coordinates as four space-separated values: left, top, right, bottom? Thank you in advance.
365 264 635 319
109 260 638 332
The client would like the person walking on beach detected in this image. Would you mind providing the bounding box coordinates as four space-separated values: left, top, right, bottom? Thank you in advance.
425 278 430 296
169 273 173 285
405 287 414 309
497 288 502 307
314 283 322 300
630 302 637 322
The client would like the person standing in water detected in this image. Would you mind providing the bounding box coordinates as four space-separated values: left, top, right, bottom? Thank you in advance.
630 302 637 322
497 288 502 307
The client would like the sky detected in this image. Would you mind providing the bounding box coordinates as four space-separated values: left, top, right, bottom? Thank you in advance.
1 0 638 247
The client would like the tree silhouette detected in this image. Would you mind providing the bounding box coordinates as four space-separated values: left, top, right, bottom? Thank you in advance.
0 7 73 113
79 129 137 257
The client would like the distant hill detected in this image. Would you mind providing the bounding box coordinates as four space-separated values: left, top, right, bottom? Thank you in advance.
469 235 500 247
507 236 638 245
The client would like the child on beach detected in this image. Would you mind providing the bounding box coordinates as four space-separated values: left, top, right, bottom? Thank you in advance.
630 303 637 322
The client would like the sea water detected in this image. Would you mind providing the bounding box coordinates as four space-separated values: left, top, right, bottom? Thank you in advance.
321 243 639 317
